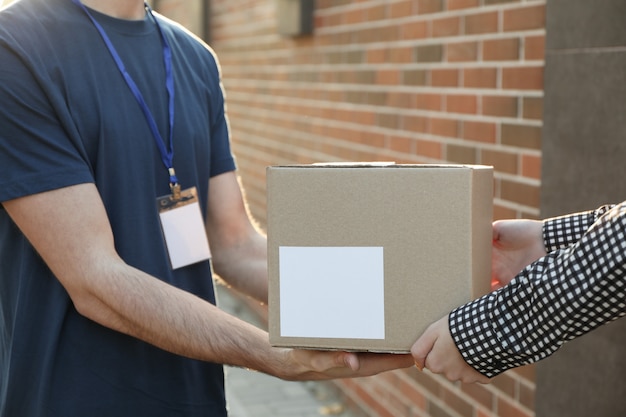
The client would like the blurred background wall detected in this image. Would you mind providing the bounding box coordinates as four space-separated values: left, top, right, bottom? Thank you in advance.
155 0 625 416
205 0 545 230
159 1 544 416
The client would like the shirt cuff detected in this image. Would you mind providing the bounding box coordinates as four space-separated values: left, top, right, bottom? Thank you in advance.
448 293 506 378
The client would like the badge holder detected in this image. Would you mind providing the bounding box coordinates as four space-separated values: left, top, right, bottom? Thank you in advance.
157 184 211 269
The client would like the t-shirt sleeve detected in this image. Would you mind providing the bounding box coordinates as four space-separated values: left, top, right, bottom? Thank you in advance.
204 46 237 178
0 46 93 203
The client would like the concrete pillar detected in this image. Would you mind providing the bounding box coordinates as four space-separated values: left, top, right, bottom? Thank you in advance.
538 1 626 415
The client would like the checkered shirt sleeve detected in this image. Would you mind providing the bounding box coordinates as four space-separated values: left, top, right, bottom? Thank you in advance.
543 205 614 252
449 203 626 378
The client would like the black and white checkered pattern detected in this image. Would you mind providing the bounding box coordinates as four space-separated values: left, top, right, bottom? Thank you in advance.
449 203 626 378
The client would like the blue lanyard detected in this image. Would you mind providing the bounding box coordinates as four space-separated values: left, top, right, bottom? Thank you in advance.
71 0 179 191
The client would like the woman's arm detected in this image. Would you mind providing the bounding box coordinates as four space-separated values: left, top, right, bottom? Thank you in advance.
413 203 626 381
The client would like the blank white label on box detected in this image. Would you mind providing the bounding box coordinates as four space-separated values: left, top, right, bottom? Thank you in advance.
279 246 385 339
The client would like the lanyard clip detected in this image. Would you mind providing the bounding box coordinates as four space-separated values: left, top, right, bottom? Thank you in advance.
170 182 181 201
168 168 181 200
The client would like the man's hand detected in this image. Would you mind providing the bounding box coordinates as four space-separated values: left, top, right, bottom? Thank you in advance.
278 349 414 381
492 219 547 289
411 316 490 384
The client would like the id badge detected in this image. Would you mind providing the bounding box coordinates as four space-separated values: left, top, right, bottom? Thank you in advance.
157 186 211 269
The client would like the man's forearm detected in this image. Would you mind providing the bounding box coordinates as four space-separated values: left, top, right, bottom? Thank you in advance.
5 181 414 385
73 258 284 373
3 183 280 376
211 231 269 303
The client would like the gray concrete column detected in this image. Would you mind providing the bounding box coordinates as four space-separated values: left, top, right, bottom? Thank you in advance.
539 1 626 415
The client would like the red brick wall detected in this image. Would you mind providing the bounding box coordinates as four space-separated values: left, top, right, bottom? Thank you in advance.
207 0 545 228
159 1 545 416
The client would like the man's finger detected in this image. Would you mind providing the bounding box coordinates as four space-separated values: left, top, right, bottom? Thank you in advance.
341 352 359 371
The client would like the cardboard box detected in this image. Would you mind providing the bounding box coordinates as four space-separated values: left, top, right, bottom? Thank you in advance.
267 163 493 352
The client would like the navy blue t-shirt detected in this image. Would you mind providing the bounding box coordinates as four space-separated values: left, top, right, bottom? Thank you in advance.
0 0 236 415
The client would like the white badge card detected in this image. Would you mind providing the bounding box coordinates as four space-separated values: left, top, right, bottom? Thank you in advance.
157 187 211 269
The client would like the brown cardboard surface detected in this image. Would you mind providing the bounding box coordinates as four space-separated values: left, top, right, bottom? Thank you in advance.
267 164 493 352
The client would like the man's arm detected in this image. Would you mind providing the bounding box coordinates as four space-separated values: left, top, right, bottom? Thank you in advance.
2 182 413 380
205 172 268 303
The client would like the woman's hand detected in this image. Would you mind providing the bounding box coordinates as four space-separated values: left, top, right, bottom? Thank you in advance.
492 219 547 289
411 315 490 384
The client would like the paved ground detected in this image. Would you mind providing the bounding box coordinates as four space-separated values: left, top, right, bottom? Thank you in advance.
225 366 349 417
216 283 359 417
